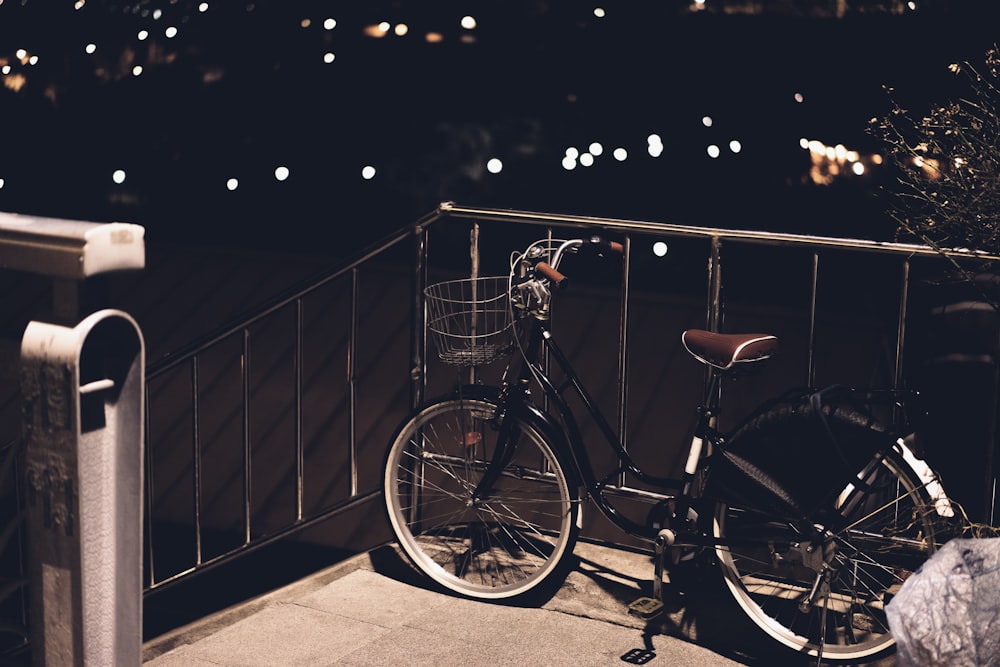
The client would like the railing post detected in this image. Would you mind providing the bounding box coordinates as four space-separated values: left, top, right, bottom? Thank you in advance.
0 212 144 324
807 251 820 388
894 258 911 391
411 225 428 410
349 268 359 497
707 236 722 332
469 222 480 386
2 212 145 665
20 310 145 666
616 235 631 486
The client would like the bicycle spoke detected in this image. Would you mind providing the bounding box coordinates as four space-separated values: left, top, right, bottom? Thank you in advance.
476 503 559 560
715 446 940 660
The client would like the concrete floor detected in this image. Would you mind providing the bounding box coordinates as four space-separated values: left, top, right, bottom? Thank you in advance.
142 541 897 667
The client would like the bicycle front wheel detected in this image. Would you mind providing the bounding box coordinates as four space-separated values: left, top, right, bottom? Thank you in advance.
383 396 579 600
714 446 945 661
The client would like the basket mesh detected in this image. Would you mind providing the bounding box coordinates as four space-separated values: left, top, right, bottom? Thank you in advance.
425 276 513 366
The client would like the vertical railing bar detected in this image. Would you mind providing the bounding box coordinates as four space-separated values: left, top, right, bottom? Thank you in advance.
705 237 724 408
192 356 203 566
537 226 554 483
349 267 359 498
618 235 631 443
893 258 910 392
411 226 428 410
987 365 999 525
616 235 631 488
543 227 554 415
991 476 998 527
707 236 722 332
143 381 157 585
295 298 304 520
469 222 480 386
242 328 252 546
807 251 820 388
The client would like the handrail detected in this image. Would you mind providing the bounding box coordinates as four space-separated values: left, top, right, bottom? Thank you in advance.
437 201 1000 260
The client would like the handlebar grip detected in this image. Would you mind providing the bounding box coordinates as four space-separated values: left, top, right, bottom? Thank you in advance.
588 236 624 255
536 262 568 288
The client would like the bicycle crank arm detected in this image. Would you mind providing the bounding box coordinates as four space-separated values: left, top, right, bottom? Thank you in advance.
627 529 675 621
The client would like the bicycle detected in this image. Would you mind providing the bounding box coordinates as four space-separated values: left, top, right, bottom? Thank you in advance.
382 234 957 662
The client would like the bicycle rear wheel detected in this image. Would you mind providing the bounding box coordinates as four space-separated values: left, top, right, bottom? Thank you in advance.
714 446 945 661
383 395 579 600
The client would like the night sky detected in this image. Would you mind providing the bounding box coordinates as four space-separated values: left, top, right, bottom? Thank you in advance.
2 0 1000 255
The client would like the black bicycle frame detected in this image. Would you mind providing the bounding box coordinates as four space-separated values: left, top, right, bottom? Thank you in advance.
497 313 721 543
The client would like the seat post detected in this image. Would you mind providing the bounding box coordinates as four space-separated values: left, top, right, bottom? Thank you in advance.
702 369 723 414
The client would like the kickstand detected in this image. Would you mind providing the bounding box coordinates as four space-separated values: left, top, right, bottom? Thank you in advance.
627 529 674 620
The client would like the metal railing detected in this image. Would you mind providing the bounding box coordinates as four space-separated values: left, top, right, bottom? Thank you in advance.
142 222 420 592
141 202 998 594
439 202 998 425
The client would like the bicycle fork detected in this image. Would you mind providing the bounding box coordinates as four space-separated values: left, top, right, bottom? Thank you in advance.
468 421 516 507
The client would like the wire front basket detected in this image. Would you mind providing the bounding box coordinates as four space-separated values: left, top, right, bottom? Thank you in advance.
425 276 514 366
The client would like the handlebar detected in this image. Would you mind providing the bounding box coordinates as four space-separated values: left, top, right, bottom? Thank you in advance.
509 235 624 317
542 236 624 282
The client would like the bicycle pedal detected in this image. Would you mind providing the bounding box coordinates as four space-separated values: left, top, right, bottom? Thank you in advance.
627 596 664 619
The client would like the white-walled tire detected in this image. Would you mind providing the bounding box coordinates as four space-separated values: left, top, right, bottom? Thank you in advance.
714 447 942 661
383 396 579 600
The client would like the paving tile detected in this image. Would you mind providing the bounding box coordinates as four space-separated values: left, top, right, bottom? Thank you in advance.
168 603 390 667
297 569 452 629
144 647 225 667
332 625 527 667
404 596 646 665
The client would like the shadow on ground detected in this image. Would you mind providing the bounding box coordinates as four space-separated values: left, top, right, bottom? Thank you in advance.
368 541 898 667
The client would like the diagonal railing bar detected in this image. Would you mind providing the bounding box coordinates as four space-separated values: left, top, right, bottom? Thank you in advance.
146 224 421 380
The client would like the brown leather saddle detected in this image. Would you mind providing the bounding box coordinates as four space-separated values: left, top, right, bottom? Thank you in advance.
681 329 778 371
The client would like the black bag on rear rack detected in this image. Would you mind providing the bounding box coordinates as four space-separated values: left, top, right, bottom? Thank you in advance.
704 386 892 523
